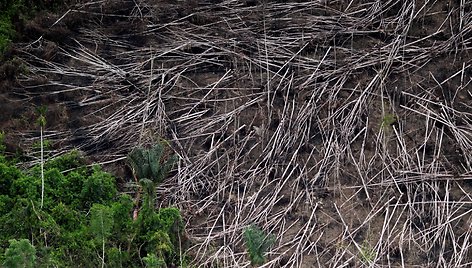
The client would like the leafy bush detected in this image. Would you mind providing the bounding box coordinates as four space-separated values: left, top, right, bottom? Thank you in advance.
90 203 114 268
128 143 177 184
127 143 183 266
0 141 185 267
80 166 117 208
0 159 21 196
0 1 17 53
243 225 275 266
3 239 36 268
143 253 166 268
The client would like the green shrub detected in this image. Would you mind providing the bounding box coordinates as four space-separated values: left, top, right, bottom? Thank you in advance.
0 4 16 53
107 247 130 268
143 253 166 268
44 150 84 171
80 166 117 208
243 225 275 266
137 207 183 265
0 131 5 152
359 241 376 264
0 194 12 215
0 135 185 267
10 173 39 199
3 239 36 268
50 202 81 231
128 143 177 184
90 204 114 268
111 194 134 243
0 160 22 195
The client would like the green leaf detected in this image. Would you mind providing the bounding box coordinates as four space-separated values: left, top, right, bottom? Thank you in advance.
128 147 149 179
80 166 117 207
90 204 114 243
0 160 22 195
3 239 36 268
0 130 5 152
148 144 164 182
243 225 275 266
142 253 166 268
36 106 47 127
127 143 177 184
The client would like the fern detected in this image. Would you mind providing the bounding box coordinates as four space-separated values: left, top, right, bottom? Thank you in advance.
128 143 176 184
243 225 275 266
128 148 149 180
148 144 164 181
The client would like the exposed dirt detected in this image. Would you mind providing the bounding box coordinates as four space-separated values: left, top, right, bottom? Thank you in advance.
1 0 472 267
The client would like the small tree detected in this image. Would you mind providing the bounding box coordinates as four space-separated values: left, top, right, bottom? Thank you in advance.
37 106 47 208
128 143 177 185
127 142 177 217
243 225 275 266
3 239 36 268
90 204 114 268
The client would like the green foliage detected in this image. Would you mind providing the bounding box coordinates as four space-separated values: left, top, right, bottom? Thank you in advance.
0 194 12 215
137 207 184 265
381 113 396 130
36 106 47 127
110 195 134 243
138 207 183 239
80 165 117 208
3 239 36 268
128 143 177 184
359 241 376 264
140 178 156 210
143 253 166 268
90 204 114 243
32 139 51 151
10 174 39 199
107 247 130 268
243 225 275 266
150 231 173 257
128 142 180 265
0 137 185 267
0 0 68 54
0 2 16 54
0 158 21 196
44 150 84 171
90 203 114 268
0 131 5 152
50 202 80 231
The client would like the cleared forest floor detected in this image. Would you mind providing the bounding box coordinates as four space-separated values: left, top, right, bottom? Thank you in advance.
1 0 472 266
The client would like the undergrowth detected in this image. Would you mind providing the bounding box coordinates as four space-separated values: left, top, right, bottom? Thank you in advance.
0 0 66 54
0 135 184 267
243 225 275 266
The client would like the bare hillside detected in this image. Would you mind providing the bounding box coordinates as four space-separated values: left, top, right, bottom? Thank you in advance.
1 0 472 266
